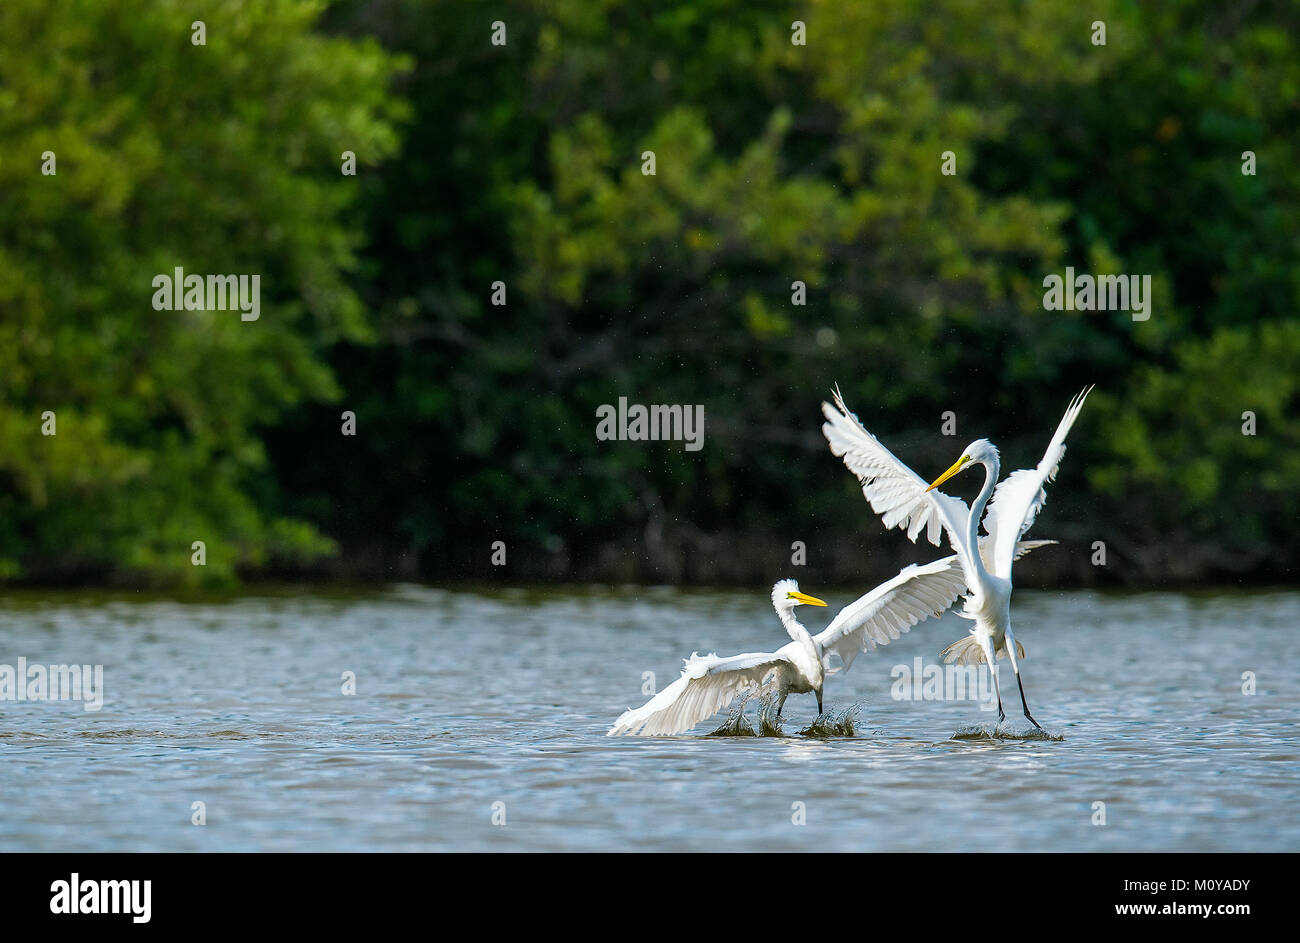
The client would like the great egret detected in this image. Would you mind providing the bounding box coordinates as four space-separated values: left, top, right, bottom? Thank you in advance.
608 552 1032 737
822 386 1092 729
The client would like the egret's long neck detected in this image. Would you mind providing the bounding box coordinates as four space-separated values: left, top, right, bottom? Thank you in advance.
777 606 813 646
967 456 999 581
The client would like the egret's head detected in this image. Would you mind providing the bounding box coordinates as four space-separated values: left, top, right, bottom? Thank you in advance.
771 578 828 612
926 438 998 492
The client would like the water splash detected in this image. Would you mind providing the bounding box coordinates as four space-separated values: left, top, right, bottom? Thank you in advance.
798 703 861 738
707 693 863 738
706 691 758 737
757 691 785 737
951 723 1065 742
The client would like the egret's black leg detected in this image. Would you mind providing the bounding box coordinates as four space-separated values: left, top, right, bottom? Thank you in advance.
1016 672 1043 730
816 689 824 714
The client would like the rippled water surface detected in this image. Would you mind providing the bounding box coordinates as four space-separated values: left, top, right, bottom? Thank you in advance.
1 585 1296 851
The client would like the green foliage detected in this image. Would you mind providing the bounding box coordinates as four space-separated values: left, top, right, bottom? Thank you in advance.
1 0 1296 585
302 0 1294 583
0 0 407 583
984 0 1300 577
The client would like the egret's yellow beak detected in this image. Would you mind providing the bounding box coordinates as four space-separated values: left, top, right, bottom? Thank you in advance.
787 591 828 607
926 455 970 492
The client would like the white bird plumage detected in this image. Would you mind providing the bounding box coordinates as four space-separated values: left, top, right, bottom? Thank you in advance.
818 537 1055 674
822 385 1093 728
608 543 1048 738
608 570 949 736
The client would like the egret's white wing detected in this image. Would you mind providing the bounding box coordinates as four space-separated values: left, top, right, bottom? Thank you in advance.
607 651 791 736
816 541 1050 671
814 539 1055 674
821 387 970 551
813 557 967 673
982 387 1093 579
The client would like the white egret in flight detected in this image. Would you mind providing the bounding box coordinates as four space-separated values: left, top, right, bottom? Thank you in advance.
822 386 1093 729
608 552 1031 737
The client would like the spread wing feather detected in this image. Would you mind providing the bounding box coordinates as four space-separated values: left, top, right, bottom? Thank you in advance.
821 387 970 552
813 540 1055 674
813 557 967 673
607 652 791 736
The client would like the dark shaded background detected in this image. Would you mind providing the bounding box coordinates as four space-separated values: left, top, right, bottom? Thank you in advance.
2 0 1297 587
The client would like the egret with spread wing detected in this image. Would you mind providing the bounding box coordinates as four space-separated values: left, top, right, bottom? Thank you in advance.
608 562 975 737
822 386 1093 729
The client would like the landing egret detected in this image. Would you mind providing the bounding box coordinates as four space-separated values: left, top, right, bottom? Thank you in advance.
822 386 1092 728
608 553 1028 737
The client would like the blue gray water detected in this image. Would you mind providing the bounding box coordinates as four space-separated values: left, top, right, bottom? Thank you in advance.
1 585 1296 851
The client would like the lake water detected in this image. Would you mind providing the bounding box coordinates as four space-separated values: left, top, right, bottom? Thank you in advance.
1 585 1296 851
